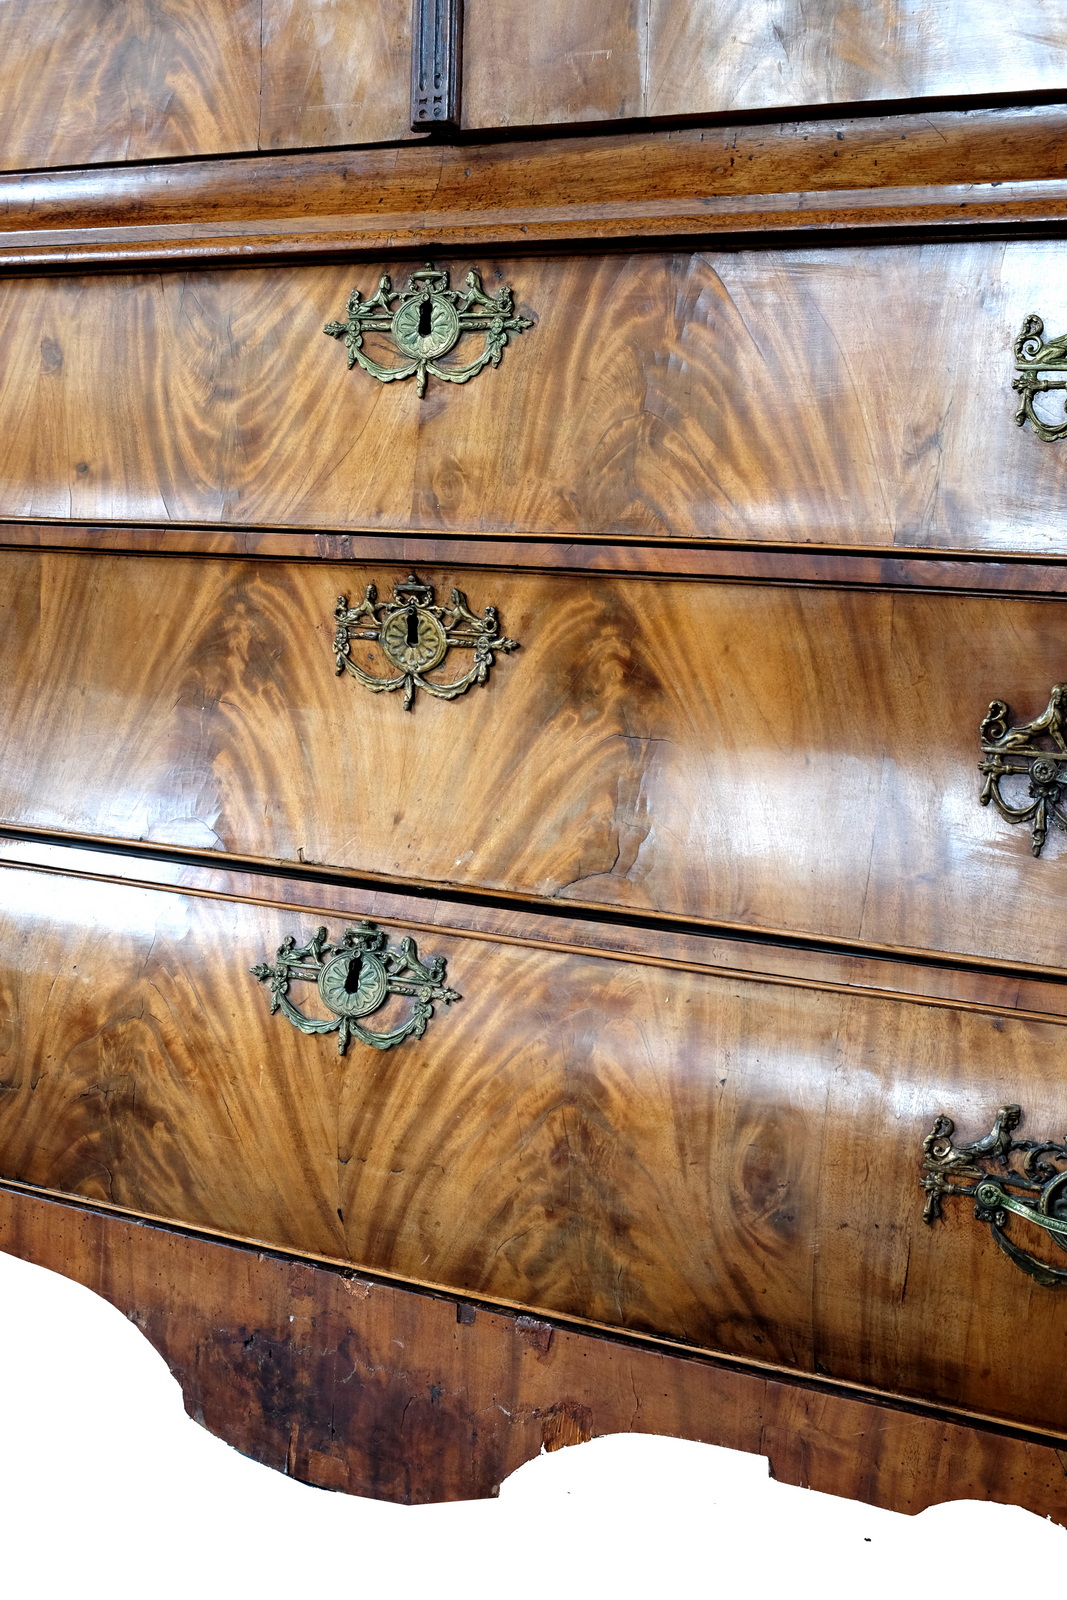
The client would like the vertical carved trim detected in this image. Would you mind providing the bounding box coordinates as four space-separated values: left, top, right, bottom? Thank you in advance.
411 0 463 131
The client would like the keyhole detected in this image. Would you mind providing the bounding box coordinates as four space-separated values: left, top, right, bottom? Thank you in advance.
418 297 433 336
406 607 420 646
342 955 363 994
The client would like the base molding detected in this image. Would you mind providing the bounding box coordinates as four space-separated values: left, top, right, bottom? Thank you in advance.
1 1186 1064 1517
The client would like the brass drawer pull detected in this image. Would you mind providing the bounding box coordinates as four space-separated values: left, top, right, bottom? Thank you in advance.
979 686 1067 855
324 263 532 397
251 922 460 1053
922 1105 1067 1287
1013 315 1067 441
334 573 517 710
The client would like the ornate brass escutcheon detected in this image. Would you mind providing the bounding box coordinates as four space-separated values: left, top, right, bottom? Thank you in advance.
333 573 517 710
921 1105 1067 1287
1012 314 1067 440
324 263 532 397
250 922 460 1054
979 686 1067 855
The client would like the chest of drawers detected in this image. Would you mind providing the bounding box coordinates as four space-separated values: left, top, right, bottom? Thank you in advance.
4 2 1067 1522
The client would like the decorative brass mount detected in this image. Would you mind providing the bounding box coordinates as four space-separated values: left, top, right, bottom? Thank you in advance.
922 1105 1067 1287
251 922 459 1054
324 263 532 396
979 686 1067 855
1013 315 1067 440
334 573 517 710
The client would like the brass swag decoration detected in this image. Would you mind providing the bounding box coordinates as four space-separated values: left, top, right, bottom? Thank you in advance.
324 263 532 397
1013 314 1067 440
251 922 460 1054
979 685 1067 855
334 573 517 710
922 1105 1067 1287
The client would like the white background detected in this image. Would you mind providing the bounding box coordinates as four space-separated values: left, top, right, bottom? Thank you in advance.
1 1247 1061 1600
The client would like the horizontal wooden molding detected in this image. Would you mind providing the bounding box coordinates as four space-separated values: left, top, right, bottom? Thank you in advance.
6 829 1067 1009
6 1177 1067 1463
4 179 1067 268
3 521 1067 593
6 1183 1067 1517
0 104 1066 267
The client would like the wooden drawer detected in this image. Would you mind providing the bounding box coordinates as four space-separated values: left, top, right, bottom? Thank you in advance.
3 843 1067 1436
5 546 1067 970
463 0 1067 132
1 241 1066 553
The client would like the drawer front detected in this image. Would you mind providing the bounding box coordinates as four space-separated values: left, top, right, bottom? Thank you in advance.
463 0 1067 132
3 857 1067 1433
0 242 1065 553
5 547 1067 970
0 0 416 170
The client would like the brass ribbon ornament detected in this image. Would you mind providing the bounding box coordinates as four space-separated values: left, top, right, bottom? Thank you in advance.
979 685 1067 855
1013 314 1067 441
922 1104 1067 1287
324 263 532 397
251 922 459 1054
334 573 517 710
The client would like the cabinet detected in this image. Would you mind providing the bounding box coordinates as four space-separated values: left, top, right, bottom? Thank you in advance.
2 0 1067 1523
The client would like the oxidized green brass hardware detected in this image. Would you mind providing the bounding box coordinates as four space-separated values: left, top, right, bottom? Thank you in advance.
922 1105 1067 1287
1013 315 1067 440
334 573 517 710
979 686 1067 855
324 263 532 397
251 922 459 1054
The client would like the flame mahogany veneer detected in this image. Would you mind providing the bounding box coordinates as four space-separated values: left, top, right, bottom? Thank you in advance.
1 29 1067 1519
4 1182 1067 1517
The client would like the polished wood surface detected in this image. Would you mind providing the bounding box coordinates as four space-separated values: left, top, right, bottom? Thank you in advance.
3 857 1067 1432
7 106 1066 225
0 247 1064 552
1 105 1063 261
5 520 1067 591
4 177 1067 269
5 1187 1067 1515
1 0 1064 1531
0 0 1061 167
258 0 414 153
11 831 1067 1018
0 0 416 172
463 0 1067 129
5 1187 1067 1516
5 549 1067 969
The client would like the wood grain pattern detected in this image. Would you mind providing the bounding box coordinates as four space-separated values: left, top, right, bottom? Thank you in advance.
3 106 1064 230
5 860 1067 1434
260 0 414 151
0 0 261 169
646 0 1067 119
6 549 1067 970
6 179 1067 269
463 0 1067 129
0 0 415 173
14 832 1067 1033
5 1187 1067 1516
10 831 1067 1020
462 0 642 129
0 245 1065 552
5 520 1067 592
